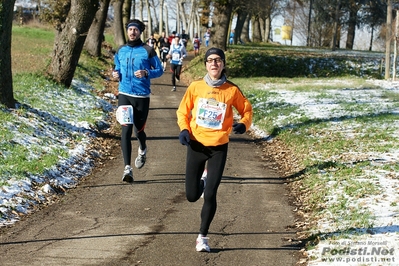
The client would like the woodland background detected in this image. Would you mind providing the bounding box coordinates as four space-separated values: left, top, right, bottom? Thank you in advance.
0 0 398 109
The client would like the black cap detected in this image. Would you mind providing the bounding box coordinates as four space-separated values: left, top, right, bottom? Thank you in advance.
204 47 225 64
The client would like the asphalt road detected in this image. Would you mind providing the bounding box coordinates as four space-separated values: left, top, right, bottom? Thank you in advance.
0 57 301 266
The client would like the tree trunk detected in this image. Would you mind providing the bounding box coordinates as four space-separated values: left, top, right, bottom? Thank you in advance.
331 0 341 51
165 2 169 36
241 15 251 43
264 16 271 43
159 0 164 33
132 0 136 20
252 16 262 43
113 0 126 46
123 0 132 28
150 0 159 33
47 0 98 87
187 0 197 42
145 0 151 40
84 0 111 57
386 0 392 80
176 1 180 32
369 26 374 51
306 0 313 46
235 9 247 44
345 7 358 50
139 0 143 21
0 0 16 108
211 1 233 50
179 0 188 32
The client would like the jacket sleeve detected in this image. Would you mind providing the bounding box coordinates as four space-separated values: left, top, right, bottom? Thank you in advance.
176 85 194 132
114 45 125 72
182 46 187 58
234 89 253 131
148 52 164 78
114 52 120 72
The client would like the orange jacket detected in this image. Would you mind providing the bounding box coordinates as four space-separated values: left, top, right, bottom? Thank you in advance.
177 79 253 146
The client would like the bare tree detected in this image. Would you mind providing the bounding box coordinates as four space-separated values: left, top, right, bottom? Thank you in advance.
0 0 16 108
241 15 251 43
306 0 313 46
159 0 165 33
345 0 362 49
211 1 234 50
199 0 211 32
165 1 170 35
150 0 160 33
386 0 392 79
331 0 341 50
85 0 111 57
123 0 132 28
139 0 144 21
235 8 248 44
179 0 188 32
46 0 99 87
145 0 151 39
361 0 386 51
262 3 274 43
113 0 126 46
252 15 262 42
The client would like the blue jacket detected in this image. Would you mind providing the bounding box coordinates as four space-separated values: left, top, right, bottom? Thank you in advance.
114 42 163 96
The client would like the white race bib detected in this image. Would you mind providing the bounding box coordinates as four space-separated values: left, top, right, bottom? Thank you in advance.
172 52 180 61
196 98 226 129
116 105 134 125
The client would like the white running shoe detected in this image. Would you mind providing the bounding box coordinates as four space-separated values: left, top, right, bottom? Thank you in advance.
122 165 133 183
201 169 207 198
196 235 210 252
171 86 176 91
135 148 147 169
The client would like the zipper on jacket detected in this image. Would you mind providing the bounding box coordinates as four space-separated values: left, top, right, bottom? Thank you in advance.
126 58 129 78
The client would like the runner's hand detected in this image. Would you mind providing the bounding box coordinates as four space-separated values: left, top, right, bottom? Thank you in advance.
232 123 246 134
112 71 120 80
179 129 191 146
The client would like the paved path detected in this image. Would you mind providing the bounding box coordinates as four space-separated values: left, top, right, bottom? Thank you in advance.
0 57 300 266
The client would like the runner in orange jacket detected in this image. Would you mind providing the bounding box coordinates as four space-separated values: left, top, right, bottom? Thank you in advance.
176 47 253 252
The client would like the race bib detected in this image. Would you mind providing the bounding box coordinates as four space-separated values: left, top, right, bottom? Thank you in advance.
196 98 226 129
172 52 180 61
116 105 134 125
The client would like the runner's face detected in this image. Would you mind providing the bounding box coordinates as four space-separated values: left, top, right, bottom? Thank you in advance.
205 56 224 80
127 26 141 41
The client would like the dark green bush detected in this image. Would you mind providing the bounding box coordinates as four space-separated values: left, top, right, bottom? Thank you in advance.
225 50 382 79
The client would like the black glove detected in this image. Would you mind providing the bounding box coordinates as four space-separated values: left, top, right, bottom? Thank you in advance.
232 123 246 134
179 129 191 146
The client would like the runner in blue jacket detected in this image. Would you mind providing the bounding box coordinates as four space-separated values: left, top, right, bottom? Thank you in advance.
113 19 163 183
167 34 187 92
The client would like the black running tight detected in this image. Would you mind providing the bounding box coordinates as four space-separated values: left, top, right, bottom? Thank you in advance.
185 140 228 236
118 94 150 166
170 63 182 86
